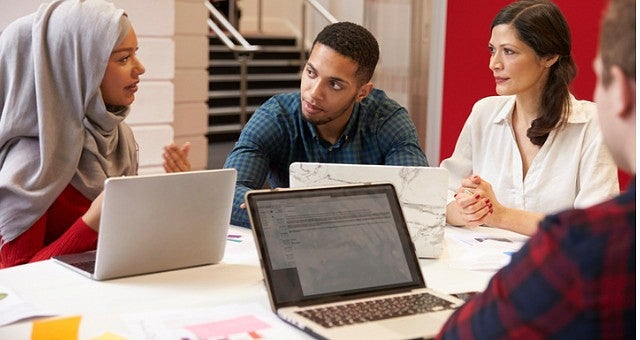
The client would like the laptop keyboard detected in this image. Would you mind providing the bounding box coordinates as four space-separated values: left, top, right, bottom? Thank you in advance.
295 292 457 328
70 260 96 274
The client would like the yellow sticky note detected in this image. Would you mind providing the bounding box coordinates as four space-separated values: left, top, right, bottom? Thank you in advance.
31 315 81 340
90 332 127 340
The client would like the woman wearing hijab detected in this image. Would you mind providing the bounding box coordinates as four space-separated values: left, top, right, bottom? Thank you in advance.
0 0 177 267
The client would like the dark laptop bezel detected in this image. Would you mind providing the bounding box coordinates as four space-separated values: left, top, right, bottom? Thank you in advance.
245 183 427 310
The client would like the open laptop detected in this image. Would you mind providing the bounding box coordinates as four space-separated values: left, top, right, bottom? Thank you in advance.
53 168 236 281
289 162 448 258
245 183 463 340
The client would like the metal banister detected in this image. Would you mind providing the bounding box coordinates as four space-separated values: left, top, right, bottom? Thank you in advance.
300 0 339 70
306 0 338 23
205 1 260 127
206 1 257 50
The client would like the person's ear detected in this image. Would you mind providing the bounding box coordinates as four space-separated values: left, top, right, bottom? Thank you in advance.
544 55 560 68
356 82 373 102
610 65 635 119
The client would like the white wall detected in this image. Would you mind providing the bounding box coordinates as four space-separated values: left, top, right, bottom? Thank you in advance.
240 0 302 35
239 0 364 38
1 0 209 173
172 0 209 171
0 0 45 27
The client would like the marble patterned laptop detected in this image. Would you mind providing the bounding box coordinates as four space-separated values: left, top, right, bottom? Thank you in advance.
289 162 448 258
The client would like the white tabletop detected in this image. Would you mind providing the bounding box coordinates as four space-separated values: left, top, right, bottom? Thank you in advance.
0 225 524 339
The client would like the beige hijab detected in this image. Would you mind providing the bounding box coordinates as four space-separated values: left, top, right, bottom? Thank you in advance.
0 0 138 245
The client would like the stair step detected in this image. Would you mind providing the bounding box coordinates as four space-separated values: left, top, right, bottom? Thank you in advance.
210 45 300 53
209 96 277 106
209 34 297 47
209 105 259 116
211 53 302 62
209 73 300 82
207 32 306 140
209 88 297 98
210 65 302 76
209 46 302 62
210 59 302 67
209 74 300 91
208 123 243 134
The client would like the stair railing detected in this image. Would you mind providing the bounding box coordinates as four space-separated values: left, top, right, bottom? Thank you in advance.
205 0 261 127
300 0 338 70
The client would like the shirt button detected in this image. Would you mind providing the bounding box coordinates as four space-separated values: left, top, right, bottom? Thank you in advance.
328 147 333 151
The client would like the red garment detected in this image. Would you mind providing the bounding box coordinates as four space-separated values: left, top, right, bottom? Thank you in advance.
438 178 636 339
0 184 98 268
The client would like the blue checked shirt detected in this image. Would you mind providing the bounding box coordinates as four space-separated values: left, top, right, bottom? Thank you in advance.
223 89 428 227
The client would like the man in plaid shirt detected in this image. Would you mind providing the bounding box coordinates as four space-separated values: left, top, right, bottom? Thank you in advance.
223 22 428 228
438 0 635 338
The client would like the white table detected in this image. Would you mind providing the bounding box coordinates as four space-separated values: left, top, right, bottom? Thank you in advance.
0 226 520 339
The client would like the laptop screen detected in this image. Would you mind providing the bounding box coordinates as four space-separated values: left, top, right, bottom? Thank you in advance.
246 183 426 308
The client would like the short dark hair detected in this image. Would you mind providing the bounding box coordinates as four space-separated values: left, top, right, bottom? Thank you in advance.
599 0 635 86
492 0 575 146
311 22 379 84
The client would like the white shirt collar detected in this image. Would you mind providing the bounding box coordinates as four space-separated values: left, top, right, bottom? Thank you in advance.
492 94 591 125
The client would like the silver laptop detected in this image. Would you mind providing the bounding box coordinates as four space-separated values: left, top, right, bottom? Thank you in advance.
289 162 448 258
53 169 236 281
245 183 462 340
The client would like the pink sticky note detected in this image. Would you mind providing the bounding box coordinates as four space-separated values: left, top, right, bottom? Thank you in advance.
185 315 270 338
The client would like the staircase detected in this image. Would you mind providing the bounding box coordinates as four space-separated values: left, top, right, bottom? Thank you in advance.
207 34 304 142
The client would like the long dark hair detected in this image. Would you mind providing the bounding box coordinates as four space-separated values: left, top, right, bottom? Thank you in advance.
492 0 576 146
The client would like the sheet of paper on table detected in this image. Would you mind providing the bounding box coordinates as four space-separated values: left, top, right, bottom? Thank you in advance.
445 226 529 271
0 285 55 327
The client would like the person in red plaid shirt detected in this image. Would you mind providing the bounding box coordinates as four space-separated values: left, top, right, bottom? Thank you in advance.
438 0 635 338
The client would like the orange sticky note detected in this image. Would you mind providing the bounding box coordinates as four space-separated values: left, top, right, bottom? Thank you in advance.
31 315 81 340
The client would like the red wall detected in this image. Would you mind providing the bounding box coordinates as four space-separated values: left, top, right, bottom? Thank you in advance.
440 0 630 189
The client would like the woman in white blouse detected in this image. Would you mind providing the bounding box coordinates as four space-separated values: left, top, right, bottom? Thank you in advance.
440 0 619 236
